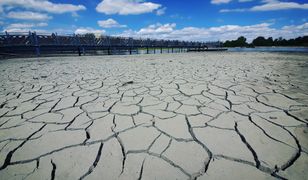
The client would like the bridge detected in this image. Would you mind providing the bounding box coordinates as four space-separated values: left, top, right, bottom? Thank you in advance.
0 31 223 57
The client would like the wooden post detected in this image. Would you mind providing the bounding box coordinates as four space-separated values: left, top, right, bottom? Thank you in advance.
147 46 149 54
161 47 163 53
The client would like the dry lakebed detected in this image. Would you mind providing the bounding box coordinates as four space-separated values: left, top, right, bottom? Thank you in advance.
0 52 307 179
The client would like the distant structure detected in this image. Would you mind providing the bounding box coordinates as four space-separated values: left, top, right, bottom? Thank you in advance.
0 31 223 56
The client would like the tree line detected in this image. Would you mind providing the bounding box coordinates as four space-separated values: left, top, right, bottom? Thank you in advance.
223 36 308 47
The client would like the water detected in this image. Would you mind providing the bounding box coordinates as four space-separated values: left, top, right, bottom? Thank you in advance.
94 48 186 55
100 47 308 55
227 47 308 53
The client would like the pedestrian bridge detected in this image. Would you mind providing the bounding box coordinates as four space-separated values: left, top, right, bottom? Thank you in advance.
0 31 223 56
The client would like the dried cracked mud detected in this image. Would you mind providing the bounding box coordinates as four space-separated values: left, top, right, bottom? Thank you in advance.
0 52 307 180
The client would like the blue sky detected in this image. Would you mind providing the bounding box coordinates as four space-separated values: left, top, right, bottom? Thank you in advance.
0 0 307 41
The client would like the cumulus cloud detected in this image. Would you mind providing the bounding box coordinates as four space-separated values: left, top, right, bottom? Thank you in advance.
118 22 308 42
220 0 308 12
98 18 127 28
138 23 176 35
75 27 106 35
7 11 52 21
281 23 308 36
0 0 86 14
96 0 161 15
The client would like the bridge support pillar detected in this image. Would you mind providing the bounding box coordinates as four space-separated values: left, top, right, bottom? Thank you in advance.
78 47 81 56
108 47 111 55
35 47 40 56
31 32 40 56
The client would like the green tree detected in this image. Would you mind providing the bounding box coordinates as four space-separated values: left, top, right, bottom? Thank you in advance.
252 36 267 46
223 36 248 47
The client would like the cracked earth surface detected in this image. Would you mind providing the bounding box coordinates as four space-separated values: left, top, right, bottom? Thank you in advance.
0 52 307 180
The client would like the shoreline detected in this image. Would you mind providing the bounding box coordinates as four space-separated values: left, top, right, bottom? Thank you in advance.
1 49 308 61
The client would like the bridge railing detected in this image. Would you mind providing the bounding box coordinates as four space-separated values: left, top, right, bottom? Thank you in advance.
0 31 221 47
0 31 223 56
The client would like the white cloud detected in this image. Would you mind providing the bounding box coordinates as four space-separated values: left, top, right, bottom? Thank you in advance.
138 23 176 35
6 22 47 29
96 0 161 15
220 0 308 12
251 1 308 11
71 12 79 18
3 23 48 33
281 23 308 36
75 27 106 35
3 22 48 32
7 11 52 21
211 0 253 4
37 22 48 27
3 29 48 33
0 0 86 14
98 18 127 28
118 22 308 42
156 7 166 16
211 0 232 5
220 8 246 12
